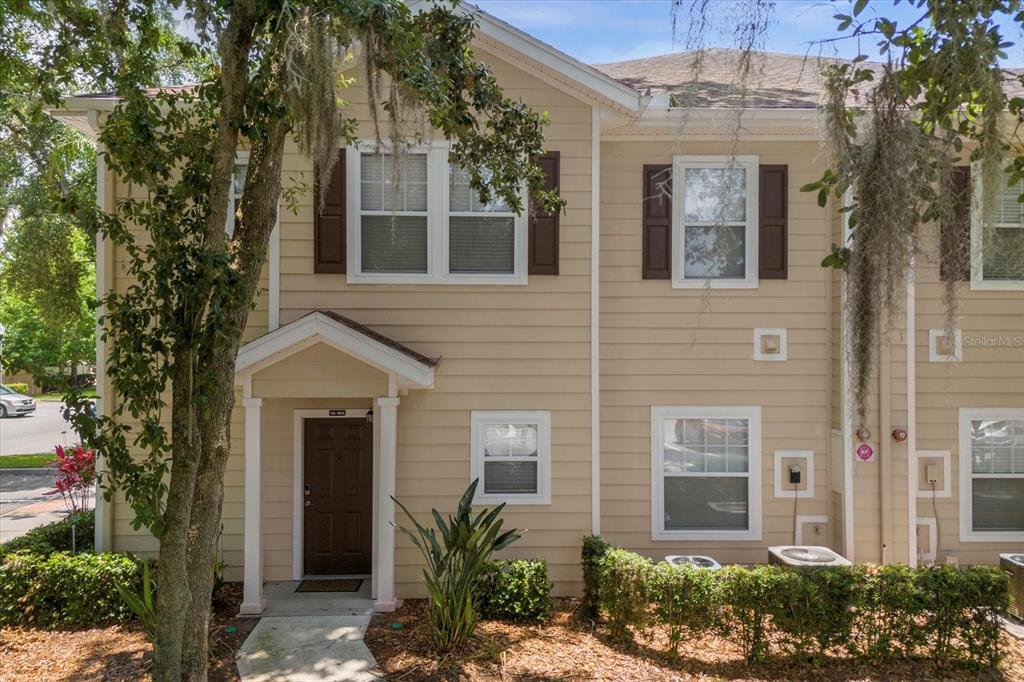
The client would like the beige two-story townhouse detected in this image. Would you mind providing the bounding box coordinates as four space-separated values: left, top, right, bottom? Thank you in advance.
51 4 1023 614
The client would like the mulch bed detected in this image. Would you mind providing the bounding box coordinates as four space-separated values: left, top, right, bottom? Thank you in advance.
0 582 256 682
366 598 1024 681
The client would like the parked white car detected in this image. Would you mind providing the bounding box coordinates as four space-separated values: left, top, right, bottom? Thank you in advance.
0 384 36 418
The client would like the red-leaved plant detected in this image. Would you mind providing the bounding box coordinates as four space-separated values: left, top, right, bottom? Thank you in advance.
46 444 96 513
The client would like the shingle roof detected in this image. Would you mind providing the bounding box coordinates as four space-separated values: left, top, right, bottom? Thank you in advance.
315 310 439 368
593 47 1024 109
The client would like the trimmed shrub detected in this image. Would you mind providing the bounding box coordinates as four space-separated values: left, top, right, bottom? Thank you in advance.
0 550 140 626
918 564 1008 667
5 382 30 395
720 564 789 663
651 561 723 659
584 538 1009 668
476 559 553 622
0 510 95 556
581 534 611 618
768 566 859 656
598 548 653 642
854 563 926 658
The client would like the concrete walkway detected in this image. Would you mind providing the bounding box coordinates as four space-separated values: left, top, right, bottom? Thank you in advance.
237 581 383 682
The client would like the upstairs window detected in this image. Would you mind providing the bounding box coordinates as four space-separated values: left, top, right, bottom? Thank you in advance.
347 143 526 284
672 156 758 288
225 157 248 236
973 170 1024 289
359 152 429 274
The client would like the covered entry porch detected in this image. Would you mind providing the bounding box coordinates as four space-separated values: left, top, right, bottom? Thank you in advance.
234 311 437 614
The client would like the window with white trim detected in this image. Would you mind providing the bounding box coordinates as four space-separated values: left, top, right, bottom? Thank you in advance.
225 156 248 236
972 170 1024 288
652 406 761 540
348 143 527 284
959 408 1024 541
672 156 759 288
470 411 550 505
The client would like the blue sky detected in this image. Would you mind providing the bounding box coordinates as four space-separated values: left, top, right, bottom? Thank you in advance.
474 1 1024 66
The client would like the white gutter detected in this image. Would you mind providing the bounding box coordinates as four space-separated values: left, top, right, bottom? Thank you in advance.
841 191 855 560
590 106 601 535
907 263 918 566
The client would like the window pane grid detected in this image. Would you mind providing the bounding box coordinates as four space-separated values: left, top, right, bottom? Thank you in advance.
664 417 749 476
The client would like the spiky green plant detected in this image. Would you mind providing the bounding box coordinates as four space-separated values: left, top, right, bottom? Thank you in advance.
393 479 520 652
115 558 156 642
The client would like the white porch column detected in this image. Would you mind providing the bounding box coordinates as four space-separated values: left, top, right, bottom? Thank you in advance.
240 396 264 615
374 395 400 612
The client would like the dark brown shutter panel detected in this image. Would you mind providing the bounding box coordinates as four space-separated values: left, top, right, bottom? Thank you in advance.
758 164 788 280
941 165 971 282
529 151 560 275
314 148 346 274
643 164 672 279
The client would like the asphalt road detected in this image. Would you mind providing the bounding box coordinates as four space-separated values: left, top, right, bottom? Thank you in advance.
0 468 93 543
0 400 78 456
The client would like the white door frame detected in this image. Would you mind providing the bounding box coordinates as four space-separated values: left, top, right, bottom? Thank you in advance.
292 408 375 582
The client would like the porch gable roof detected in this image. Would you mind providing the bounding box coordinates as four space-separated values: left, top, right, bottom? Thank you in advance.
235 310 437 390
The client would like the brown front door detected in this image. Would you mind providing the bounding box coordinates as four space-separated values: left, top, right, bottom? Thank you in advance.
303 417 373 575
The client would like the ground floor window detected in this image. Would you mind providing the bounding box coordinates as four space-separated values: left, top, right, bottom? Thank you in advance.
651 406 762 540
470 410 551 505
959 408 1024 541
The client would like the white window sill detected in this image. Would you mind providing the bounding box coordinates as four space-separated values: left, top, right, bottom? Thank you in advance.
959 530 1024 543
672 278 758 290
970 278 1024 291
473 493 550 506
652 528 761 542
346 273 527 286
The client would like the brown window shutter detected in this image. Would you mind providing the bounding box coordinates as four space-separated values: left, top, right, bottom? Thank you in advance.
643 164 672 279
529 151 560 275
314 148 346 274
758 164 788 280
940 165 971 282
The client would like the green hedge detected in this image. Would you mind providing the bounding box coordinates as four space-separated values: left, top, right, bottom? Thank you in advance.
581 534 611 619
0 511 95 556
476 559 553 622
0 551 141 626
596 545 1008 667
5 382 30 395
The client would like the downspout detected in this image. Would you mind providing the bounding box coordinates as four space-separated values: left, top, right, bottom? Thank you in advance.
879 331 893 563
841 193 855 560
907 264 918 566
590 106 601 535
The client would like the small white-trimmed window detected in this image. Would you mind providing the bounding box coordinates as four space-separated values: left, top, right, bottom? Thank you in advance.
959 408 1024 541
651 406 762 540
470 410 551 505
672 156 759 289
225 155 249 236
347 142 527 284
971 169 1024 289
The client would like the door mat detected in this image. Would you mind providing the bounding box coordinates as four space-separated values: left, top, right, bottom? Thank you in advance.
295 579 362 593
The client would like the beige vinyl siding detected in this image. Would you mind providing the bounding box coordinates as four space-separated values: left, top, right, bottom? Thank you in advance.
913 221 1024 565
276 47 594 596
598 139 834 563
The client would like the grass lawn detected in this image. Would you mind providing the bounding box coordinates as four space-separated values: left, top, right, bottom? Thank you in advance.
0 453 56 468
365 598 1024 681
34 387 96 402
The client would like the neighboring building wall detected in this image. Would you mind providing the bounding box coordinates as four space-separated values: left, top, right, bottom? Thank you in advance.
597 138 835 564
914 221 1024 565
